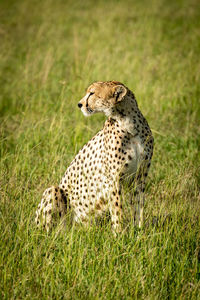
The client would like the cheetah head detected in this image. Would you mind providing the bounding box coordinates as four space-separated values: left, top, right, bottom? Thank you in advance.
78 81 127 117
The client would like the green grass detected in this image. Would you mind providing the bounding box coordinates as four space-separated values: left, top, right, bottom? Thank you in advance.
0 0 200 298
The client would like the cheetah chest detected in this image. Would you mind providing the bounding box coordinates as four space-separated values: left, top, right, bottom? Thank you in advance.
104 122 144 179
122 135 144 176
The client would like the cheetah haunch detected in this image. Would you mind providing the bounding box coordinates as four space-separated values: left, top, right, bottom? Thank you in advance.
35 81 154 234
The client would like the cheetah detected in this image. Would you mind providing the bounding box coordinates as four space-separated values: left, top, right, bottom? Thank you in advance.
35 81 154 234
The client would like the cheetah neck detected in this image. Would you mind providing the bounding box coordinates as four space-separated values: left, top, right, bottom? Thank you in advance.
109 96 143 136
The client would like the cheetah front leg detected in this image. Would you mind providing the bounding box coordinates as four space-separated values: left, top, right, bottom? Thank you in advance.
134 182 145 228
133 160 151 228
109 186 123 235
35 186 68 232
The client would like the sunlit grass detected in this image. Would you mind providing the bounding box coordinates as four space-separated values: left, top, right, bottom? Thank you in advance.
0 0 200 298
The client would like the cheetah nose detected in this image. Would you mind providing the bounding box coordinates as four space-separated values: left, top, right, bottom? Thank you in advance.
78 103 82 108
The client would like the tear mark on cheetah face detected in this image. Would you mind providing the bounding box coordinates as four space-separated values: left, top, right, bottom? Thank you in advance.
78 81 127 117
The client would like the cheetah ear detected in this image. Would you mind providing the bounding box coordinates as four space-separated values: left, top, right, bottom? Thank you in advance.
113 85 127 103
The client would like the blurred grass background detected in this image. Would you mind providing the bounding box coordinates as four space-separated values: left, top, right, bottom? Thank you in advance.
0 0 200 298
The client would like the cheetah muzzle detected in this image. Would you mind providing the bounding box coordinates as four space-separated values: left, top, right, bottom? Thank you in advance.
35 81 154 234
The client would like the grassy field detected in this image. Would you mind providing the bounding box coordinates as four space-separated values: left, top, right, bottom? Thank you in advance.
0 0 200 298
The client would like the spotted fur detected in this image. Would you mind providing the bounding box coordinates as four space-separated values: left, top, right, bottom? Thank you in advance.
35 81 154 233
